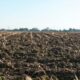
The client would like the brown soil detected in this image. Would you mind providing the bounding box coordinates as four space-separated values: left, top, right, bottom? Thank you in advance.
0 32 80 80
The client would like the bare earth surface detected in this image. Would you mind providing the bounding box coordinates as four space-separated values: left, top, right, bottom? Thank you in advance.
0 32 80 80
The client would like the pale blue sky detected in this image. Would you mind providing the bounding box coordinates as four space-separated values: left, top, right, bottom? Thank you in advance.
0 0 80 30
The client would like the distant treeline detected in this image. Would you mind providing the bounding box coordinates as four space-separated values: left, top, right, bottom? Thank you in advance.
0 28 80 32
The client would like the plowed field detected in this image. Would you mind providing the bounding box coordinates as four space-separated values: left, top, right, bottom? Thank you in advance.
0 32 80 80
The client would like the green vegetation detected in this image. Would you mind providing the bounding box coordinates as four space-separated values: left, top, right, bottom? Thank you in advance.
0 76 5 80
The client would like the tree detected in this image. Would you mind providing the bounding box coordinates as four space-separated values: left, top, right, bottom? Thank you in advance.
41 27 50 32
29 28 40 32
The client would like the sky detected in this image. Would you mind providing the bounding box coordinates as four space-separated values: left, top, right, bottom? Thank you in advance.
0 0 80 30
